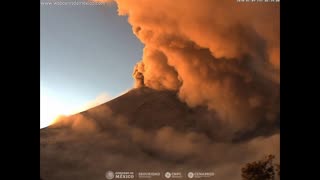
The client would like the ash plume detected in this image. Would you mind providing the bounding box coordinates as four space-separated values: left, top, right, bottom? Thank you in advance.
113 0 279 137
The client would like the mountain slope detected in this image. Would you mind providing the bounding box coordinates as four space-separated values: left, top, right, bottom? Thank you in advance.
40 87 279 180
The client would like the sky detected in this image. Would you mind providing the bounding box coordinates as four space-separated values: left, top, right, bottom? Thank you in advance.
40 1 143 128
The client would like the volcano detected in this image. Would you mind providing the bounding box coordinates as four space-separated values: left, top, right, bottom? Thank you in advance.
40 87 279 180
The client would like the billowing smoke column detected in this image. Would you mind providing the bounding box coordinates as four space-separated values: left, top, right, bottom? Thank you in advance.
118 0 280 135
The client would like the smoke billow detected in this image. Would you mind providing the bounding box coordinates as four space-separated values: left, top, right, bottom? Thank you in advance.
108 0 280 136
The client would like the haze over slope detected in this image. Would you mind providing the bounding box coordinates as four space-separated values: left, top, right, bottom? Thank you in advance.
41 87 279 180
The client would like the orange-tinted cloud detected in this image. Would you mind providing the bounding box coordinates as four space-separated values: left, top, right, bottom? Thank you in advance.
112 0 280 133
